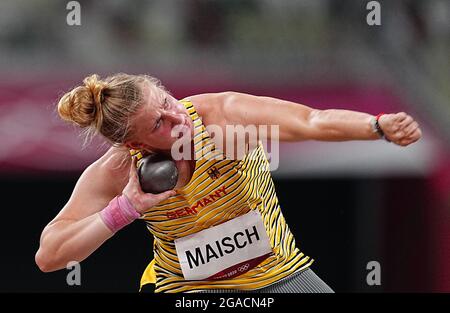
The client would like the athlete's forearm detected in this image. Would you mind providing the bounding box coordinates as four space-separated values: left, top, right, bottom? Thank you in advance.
217 92 382 142
35 213 114 272
308 109 380 141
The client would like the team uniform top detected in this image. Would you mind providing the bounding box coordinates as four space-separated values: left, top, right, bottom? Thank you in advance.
131 100 313 293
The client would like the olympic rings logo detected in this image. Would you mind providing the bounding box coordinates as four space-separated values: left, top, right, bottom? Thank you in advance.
237 263 250 272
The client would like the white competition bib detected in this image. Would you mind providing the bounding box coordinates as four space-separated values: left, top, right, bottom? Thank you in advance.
174 210 273 281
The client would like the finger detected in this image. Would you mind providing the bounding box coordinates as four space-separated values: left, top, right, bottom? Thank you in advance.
410 134 420 144
401 130 421 146
409 129 422 141
398 136 413 146
129 157 139 181
392 132 404 142
404 122 418 137
398 116 413 128
394 112 407 122
416 128 422 139
153 190 177 202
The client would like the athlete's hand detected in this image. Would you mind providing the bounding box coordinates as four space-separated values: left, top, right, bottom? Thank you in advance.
122 157 176 214
378 112 422 147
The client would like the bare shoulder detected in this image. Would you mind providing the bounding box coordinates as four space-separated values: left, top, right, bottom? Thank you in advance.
72 146 130 201
96 146 131 171
182 92 233 125
94 146 131 188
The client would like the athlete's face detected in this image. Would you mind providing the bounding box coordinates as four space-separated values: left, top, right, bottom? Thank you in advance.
125 84 194 153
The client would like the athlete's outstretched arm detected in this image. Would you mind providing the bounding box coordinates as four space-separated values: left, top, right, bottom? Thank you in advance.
188 92 422 146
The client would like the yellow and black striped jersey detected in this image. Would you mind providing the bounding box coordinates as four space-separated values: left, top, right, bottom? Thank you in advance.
131 100 313 293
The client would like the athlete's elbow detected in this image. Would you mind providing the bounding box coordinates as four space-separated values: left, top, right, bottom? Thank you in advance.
35 248 50 272
35 247 61 273
35 227 58 272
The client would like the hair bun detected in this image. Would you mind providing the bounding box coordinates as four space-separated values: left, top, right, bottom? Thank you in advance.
57 74 108 128
83 74 107 112
57 72 157 145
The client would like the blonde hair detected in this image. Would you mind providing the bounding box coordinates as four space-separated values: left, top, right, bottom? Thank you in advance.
57 73 167 146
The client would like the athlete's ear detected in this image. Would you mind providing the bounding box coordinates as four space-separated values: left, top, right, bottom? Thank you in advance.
125 141 143 150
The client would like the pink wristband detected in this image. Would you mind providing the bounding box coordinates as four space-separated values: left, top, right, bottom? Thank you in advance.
99 195 141 233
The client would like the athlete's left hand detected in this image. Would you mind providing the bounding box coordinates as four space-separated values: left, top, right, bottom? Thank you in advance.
378 112 422 146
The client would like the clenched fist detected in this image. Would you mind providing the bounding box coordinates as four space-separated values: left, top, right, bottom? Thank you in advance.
378 112 422 146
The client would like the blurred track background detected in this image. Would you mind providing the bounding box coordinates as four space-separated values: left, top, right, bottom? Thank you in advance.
0 0 448 292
